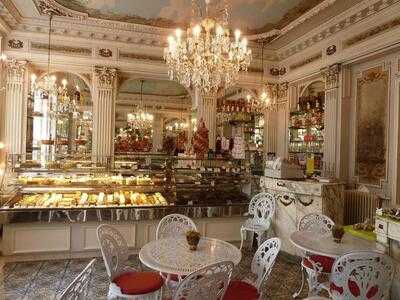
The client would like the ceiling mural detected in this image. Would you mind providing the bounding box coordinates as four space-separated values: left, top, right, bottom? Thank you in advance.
119 79 189 97
54 0 324 34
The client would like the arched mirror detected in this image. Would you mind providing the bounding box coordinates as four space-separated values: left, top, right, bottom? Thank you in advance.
115 78 191 155
26 72 92 166
289 80 325 176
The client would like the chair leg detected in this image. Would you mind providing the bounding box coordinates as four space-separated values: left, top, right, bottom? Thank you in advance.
292 265 305 298
304 267 319 297
256 232 264 249
240 228 246 250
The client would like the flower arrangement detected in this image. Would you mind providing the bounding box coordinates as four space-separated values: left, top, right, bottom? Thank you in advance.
331 225 345 243
186 230 201 251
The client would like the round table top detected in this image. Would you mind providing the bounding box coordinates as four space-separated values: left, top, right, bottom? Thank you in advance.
139 237 242 276
290 230 381 258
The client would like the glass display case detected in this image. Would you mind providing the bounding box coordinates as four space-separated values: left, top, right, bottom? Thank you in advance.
0 154 252 223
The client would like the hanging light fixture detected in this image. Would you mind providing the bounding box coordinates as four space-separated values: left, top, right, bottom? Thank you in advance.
127 80 154 131
31 13 77 115
164 0 252 95
246 41 276 111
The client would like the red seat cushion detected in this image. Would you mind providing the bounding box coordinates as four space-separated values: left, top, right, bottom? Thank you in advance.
331 281 379 299
113 271 164 295
303 255 335 273
223 280 260 300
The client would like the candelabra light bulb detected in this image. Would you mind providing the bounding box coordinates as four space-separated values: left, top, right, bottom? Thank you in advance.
0 142 4 149
234 29 241 41
62 78 68 88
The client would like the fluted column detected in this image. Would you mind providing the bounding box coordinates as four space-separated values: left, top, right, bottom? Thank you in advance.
92 66 117 162
4 59 28 155
321 64 342 178
152 113 164 152
197 92 217 149
264 110 277 155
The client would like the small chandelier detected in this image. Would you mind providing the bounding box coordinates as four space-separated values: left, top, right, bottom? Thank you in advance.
164 0 252 95
127 80 154 131
246 41 276 111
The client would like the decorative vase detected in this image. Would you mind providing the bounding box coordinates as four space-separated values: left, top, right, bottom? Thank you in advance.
331 225 345 243
186 230 201 251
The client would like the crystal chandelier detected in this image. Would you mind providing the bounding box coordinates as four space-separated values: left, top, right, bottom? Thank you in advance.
30 13 77 116
127 80 154 131
164 0 252 95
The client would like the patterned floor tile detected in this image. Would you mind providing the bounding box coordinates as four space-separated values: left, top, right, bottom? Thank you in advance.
0 251 310 300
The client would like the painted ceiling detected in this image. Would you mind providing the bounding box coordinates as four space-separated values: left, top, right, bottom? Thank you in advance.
54 0 324 34
119 79 189 97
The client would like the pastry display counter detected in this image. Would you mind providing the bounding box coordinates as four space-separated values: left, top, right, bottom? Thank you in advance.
260 176 345 255
0 154 253 256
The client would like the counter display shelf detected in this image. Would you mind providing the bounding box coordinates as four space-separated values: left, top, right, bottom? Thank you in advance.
0 155 253 256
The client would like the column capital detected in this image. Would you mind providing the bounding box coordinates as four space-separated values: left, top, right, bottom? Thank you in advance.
321 63 341 88
93 66 118 89
5 59 27 83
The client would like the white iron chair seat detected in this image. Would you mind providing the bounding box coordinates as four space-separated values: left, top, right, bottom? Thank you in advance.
242 219 271 232
111 271 164 296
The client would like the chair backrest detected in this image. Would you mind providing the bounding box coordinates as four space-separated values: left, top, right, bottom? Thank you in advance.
330 251 394 300
156 213 197 240
173 261 234 300
247 192 275 225
60 258 96 300
298 213 334 234
96 224 130 280
251 237 281 291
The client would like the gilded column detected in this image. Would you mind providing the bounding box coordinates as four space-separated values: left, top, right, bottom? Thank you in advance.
197 93 217 149
92 66 117 163
322 64 341 178
4 59 28 155
152 113 164 152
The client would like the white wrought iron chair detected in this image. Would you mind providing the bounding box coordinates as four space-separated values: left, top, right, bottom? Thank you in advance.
156 213 197 240
97 224 164 300
59 258 96 300
223 237 281 300
328 251 394 300
173 261 234 300
293 213 335 298
156 214 197 288
240 192 275 250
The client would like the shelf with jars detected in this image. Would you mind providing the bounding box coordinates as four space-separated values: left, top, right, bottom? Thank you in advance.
288 92 325 176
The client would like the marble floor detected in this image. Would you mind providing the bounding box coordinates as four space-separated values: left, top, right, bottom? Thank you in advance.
0 249 309 300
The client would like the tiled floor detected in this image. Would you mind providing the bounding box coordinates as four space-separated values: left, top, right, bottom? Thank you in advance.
0 248 309 299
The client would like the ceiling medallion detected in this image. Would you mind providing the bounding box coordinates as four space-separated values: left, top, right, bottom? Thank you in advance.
164 0 252 96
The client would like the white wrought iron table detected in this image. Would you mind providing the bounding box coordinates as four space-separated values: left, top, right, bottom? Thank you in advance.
139 237 242 276
290 230 384 258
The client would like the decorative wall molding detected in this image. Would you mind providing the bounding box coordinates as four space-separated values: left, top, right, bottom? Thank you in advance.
322 64 341 89
98 48 112 58
119 51 163 62
30 42 92 56
0 0 20 30
94 66 118 89
5 59 27 83
326 45 337 56
278 0 400 61
344 16 400 47
8 39 23 49
290 53 322 70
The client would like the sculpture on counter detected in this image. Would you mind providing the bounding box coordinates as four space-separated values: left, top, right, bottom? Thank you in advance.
192 119 209 158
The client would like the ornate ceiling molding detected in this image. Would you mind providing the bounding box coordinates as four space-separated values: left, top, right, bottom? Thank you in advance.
278 0 400 61
33 0 87 18
0 0 20 30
